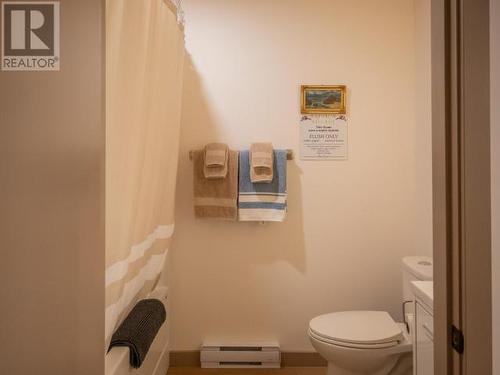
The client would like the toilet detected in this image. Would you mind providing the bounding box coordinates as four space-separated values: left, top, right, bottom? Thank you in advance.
308 256 433 375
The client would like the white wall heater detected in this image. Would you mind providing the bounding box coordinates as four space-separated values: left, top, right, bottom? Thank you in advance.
200 342 281 368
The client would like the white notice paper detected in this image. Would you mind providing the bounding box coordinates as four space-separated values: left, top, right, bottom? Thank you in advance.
300 115 348 160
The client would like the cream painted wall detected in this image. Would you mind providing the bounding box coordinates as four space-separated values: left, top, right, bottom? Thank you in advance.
171 0 431 351
491 0 499 372
414 0 433 256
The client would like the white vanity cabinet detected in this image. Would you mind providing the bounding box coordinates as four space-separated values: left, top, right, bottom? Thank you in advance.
414 301 433 375
411 281 434 375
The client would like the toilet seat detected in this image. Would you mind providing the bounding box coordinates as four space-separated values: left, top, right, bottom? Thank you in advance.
309 311 403 349
309 329 400 349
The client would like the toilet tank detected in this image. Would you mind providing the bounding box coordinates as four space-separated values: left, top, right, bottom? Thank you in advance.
401 256 433 335
402 256 433 303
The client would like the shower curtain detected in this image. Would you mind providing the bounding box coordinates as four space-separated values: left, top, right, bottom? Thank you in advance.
105 0 185 346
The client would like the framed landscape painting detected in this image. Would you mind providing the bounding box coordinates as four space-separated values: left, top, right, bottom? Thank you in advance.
301 85 347 114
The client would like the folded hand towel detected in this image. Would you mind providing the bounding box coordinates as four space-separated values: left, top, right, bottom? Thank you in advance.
108 299 166 369
250 143 274 183
193 149 238 219
239 150 287 222
204 143 228 179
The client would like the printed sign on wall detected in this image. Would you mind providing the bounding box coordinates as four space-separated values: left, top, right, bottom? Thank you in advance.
300 114 348 160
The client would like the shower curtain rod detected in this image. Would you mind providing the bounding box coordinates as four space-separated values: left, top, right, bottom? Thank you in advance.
188 149 294 161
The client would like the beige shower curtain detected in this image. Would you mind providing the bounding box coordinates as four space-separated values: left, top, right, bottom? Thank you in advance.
105 0 184 345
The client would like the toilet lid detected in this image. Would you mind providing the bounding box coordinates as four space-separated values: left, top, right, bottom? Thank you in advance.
309 311 402 345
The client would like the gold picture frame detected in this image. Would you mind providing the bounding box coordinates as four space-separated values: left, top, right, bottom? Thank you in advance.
301 85 347 114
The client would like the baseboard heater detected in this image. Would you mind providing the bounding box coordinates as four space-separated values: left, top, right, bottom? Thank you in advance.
200 342 281 368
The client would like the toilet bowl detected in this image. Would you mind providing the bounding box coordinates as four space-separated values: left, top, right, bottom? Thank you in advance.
308 311 412 375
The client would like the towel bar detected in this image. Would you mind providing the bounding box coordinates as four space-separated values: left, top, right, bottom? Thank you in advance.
189 149 294 161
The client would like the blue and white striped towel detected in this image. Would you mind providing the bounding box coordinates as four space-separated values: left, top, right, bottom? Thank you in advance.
238 150 287 222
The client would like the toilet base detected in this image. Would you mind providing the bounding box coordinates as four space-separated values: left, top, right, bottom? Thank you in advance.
326 359 395 375
388 352 412 375
325 353 412 375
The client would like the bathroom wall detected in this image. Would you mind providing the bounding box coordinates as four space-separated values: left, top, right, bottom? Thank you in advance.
414 0 433 256
491 0 500 372
0 1 105 374
171 0 431 351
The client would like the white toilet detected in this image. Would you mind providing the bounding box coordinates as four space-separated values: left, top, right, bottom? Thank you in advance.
308 256 433 375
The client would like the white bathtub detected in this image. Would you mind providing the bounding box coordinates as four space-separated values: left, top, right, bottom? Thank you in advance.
106 287 170 375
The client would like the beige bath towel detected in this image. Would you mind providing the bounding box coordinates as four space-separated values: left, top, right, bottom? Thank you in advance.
204 143 228 179
250 143 274 183
193 149 238 220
